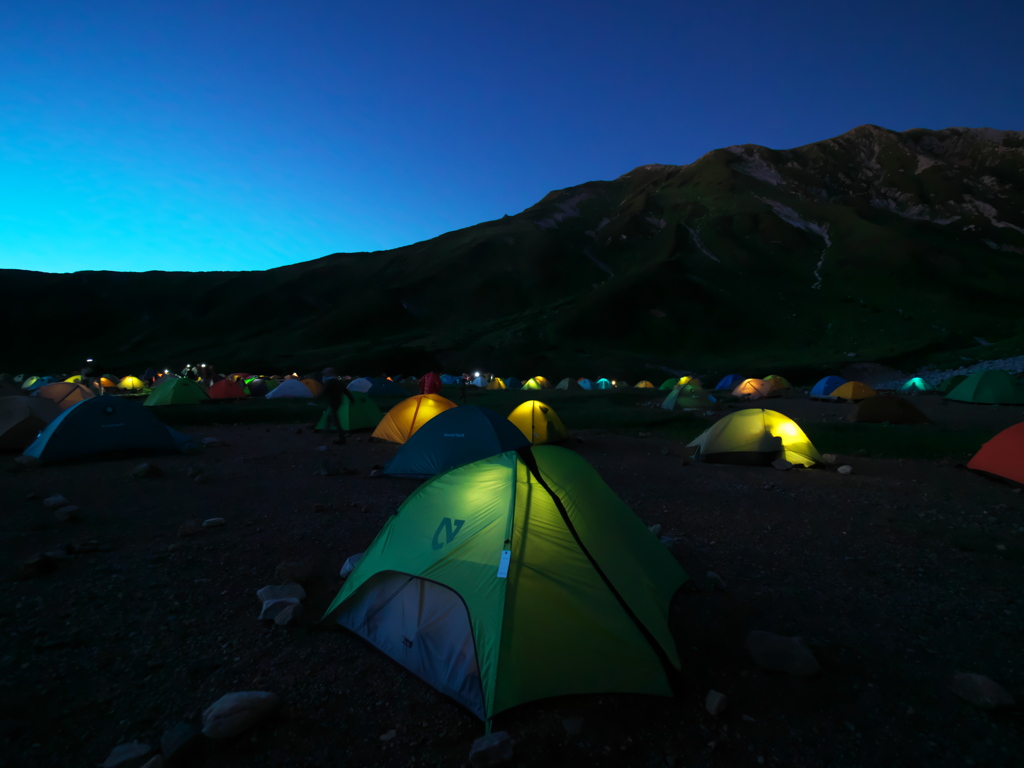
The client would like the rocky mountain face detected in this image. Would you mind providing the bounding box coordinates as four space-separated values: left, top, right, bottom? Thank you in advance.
3 125 1023 378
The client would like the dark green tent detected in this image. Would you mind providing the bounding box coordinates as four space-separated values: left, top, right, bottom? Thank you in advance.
381 405 529 478
314 391 383 432
945 371 1024 405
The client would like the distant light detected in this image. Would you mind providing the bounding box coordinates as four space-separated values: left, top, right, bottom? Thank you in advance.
474 372 480 377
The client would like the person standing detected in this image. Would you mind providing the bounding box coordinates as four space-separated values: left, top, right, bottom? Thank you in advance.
321 367 352 444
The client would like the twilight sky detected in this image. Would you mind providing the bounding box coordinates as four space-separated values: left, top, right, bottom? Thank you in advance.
2 1 1022 274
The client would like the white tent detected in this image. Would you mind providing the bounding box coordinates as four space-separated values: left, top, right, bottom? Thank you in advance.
346 377 374 393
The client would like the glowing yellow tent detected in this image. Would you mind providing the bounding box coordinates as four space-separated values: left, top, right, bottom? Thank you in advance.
508 400 569 444
732 378 774 399
830 381 876 401
522 376 551 390
372 394 457 444
486 378 507 390
117 376 146 391
687 408 822 466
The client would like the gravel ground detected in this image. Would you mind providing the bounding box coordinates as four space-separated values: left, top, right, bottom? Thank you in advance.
1 400 1022 767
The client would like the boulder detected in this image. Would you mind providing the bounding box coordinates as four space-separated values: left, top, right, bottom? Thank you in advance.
201 691 280 739
746 631 820 675
42 494 69 509
469 731 515 767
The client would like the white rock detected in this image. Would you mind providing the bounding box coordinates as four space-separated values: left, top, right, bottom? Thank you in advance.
201 437 220 447
42 494 69 509
950 673 1015 709
339 553 364 578
706 689 728 716
202 517 225 527
746 631 820 675
257 583 306 602
772 459 793 471
202 691 280 739
101 741 152 767
469 730 515 767
822 453 837 464
648 523 663 537
259 598 300 620
273 603 303 627
837 465 853 475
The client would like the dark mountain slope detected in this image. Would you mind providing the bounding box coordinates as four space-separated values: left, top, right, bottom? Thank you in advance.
3 125 1023 377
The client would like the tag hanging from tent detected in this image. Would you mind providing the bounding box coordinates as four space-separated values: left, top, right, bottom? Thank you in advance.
496 550 511 579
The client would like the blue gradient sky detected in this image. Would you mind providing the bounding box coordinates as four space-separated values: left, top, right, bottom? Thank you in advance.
3 1 1022 273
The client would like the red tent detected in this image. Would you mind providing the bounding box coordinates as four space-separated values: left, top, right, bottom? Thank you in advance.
419 371 442 396
967 422 1024 485
208 379 246 399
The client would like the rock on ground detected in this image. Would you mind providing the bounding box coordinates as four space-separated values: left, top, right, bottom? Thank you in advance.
950 673 1015 709
470 731 515 767
257 583 306 602
202 691 280 739
259 598 300 621
274 603 303 626
746 631 821 675
706 690 728 716
100 740 152 767
42 494 69 509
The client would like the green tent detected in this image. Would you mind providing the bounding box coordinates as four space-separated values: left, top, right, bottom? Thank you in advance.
658 377 681 390
324 446 687 721
945 370 1024 405
143 377 209 406
314 391 384 432
900 377 935 394
661 383 714 411
936 374 967 394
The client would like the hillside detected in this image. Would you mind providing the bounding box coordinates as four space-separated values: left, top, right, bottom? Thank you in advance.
3 125 1023 378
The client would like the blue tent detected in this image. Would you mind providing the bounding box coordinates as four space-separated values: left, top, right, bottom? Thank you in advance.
23 395 193 464
440 374 459 386
577 378 594 390
366 377 408 396
713 375 745 391
810 376 847 398
381 405 530 478
504 377 522 390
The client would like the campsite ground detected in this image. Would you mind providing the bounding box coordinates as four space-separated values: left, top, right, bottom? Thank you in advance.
1 390 1022 767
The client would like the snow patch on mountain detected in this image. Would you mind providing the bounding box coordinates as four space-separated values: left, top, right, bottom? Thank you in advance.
965 196 1024 234
726 146 783 186
760 199 832 245
870 195 960 225
915 155 938 174
684 225 719 262
984 240 1024 254
535 192 593 229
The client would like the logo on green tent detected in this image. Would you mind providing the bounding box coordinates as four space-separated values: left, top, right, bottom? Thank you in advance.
432 517 465 550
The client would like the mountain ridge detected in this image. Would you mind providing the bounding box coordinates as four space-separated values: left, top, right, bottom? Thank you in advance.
4 124 1023 378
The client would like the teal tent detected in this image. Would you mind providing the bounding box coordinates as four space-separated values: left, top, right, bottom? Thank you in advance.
381 405 529 478
23 395 193 464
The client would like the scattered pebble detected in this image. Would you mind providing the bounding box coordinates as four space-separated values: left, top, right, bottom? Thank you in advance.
42 494 69 509
380 729 397 742
705 690 728 716
202 518 225 528
259 598 301 620
470 730 515 767
257 583 306 602
772 459 793 471
837 465 853 475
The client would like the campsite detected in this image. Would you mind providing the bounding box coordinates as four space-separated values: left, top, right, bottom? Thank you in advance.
2 371 1022 767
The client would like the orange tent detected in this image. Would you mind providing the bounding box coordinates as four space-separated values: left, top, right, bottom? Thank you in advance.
371 394 457 444
968 423 1024 485
302 379 325 397
35 382 95 410
731 378 774 399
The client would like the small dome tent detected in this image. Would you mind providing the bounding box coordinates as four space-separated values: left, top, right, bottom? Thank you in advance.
372 394 457 444
731 378 774 399
324 446 688 721
945 371 1024 405
810 376 847 399
23 396 194 464
0 396 60 451
687 409 822 467
713 375 744 391
35 382 95 410
508 400 569 445
829 381 876 401
266 379 314 399
117 376 146 391
381 406 530 478
900 377 935 394
968 423 1024 485
143 378 209 406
